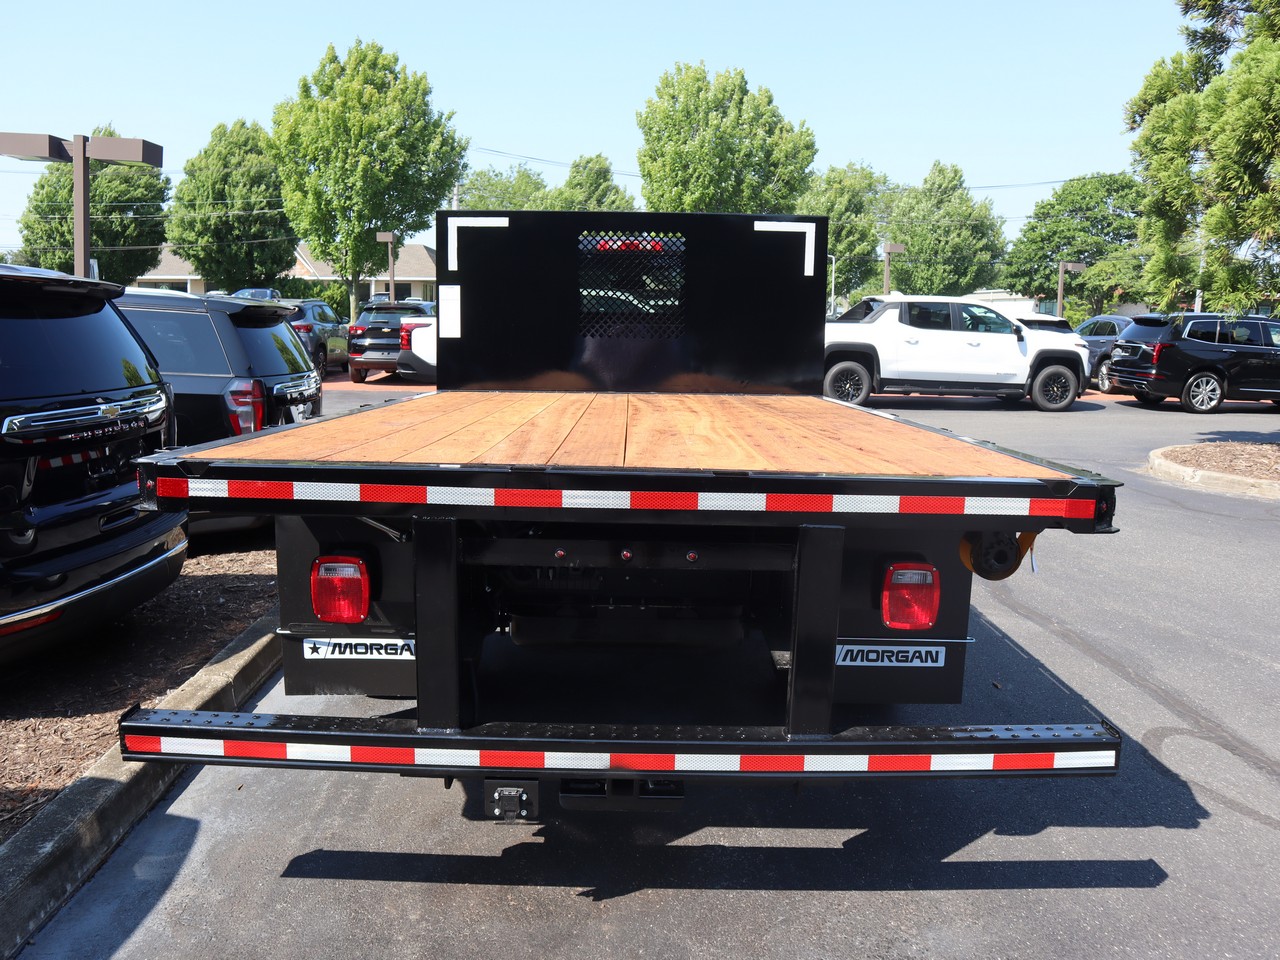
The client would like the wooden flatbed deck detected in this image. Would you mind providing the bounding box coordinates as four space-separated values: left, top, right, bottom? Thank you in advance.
186 392 1068 480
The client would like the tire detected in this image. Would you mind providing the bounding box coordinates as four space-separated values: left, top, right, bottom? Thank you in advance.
1133 390 1165 406
1030 364 1078 412
1095 357 1120 394
312 347 327 373
349 366 368 383
1180 371 1224 413
823 360 872 405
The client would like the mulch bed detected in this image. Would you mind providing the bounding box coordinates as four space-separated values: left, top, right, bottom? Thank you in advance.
0 531 278 847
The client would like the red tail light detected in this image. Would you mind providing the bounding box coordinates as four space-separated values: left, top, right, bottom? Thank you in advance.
399 321 431 350
292 322 314 334
349 325 366 337
310 556 370 623
882 563 941 630
1150 342 1168 364
225 379 265 435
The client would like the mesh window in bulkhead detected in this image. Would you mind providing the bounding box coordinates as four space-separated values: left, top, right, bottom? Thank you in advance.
577 231 686 339
904 302 952 331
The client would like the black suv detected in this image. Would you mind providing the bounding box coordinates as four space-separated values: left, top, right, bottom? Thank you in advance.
1109 312 1280 412
347 301 433 383
1 266 188 662
116 289 323 446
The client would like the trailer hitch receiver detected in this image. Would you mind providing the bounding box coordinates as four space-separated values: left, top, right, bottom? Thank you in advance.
487 780 538 821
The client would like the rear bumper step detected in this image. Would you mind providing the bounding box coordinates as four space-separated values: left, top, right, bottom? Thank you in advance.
120 708 1120 780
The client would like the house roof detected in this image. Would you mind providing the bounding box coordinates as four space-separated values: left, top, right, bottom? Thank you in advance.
139 242 438 283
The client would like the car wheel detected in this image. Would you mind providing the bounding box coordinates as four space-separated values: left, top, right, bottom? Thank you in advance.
1133 390 1165 406
823 361 872 405
1096 357 1120 394
1030 364 1078 412
349 367 368 383
312 347 327 372
1181 371 1224 413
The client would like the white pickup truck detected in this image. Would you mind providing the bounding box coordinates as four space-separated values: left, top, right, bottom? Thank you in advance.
825 295 1091 411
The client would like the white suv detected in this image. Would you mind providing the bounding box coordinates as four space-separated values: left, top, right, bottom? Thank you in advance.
824 295 1091 411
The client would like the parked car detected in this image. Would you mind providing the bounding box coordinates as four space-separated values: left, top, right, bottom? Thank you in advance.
280 297 348 373
231 287 282 300
1076 314 1132 393
116 288 323 445
398 300 438 384
824 295 1091 411
347 301 434 383
0 265 188 662
1108 312 1280 412
1014 315 1075 334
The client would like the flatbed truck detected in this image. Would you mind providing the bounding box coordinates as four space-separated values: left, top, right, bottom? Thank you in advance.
120 211 1121 819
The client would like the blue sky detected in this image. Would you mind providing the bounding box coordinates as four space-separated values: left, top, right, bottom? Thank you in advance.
0 0 1189 255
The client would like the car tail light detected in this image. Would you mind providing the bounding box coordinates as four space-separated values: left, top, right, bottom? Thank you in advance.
292 322 314 334
399 320 431 350
349 325 366 337
225 378 265 435
1150 342 1168 364
311 556 369 623
882 563 941 630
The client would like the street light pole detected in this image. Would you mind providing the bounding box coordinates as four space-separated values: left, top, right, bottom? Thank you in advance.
0 131 162 278
376 231 397 303
826 254 836 316
883 243 905 295
1056 261 1086 317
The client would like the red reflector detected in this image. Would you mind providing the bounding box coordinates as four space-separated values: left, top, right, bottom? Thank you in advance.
310 556 370 623
882 563 940 630
0 610 63 638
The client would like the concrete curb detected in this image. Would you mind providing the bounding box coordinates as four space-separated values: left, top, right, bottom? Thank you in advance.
0 610 282 960
1148 446 1280 500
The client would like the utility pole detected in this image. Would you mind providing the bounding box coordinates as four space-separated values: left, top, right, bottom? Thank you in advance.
883 243 904 295
1056 261 1085 317
0 131 162 278
376 231 397 303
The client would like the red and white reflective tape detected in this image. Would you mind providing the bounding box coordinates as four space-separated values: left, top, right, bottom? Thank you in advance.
154 477 1097 520
39 449 105 470
123 734 1115 773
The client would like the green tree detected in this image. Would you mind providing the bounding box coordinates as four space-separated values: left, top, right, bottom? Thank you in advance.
17 125 170 283
882 162 1004 296
272 40 468 319
540 154 636 211
1003 173 1148 314
797 163 888 302
167 120 297 292
457 164 548 209
1128 2 1280 309
636 62 817 213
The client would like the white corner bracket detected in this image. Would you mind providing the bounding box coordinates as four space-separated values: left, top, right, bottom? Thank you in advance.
753 220 816 277
447 215 510 271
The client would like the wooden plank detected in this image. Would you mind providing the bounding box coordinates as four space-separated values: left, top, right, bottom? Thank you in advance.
471 393 595 465
181 390 1069 480
394 392 565 463
319 392 533 462
548 393 629 467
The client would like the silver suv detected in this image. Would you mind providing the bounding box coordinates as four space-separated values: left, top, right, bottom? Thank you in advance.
824 295 1091 411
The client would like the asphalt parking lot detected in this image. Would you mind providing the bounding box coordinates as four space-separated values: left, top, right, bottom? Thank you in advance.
8 390 1280 960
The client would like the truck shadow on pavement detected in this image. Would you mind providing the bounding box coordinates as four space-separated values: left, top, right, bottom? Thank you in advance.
281 611 1207 901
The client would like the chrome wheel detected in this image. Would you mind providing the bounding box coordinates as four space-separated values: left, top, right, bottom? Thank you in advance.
1181 372 1223 413
1096 358 1119 394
